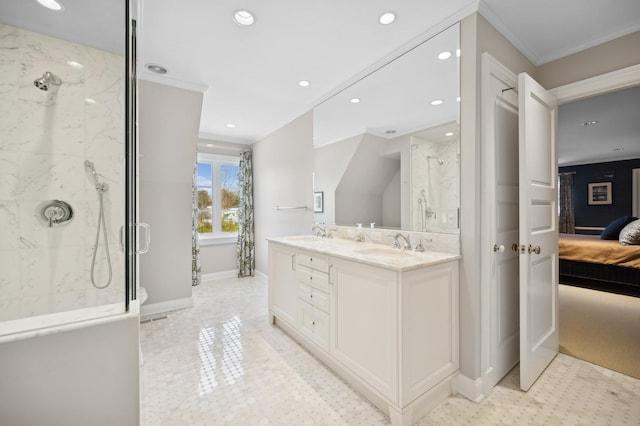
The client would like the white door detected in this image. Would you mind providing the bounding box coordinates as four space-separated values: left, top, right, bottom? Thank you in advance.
518 72 559 391
481 54 521 392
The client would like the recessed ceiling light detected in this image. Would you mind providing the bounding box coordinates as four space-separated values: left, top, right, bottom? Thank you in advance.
233 10 255 26
430 99 444 106
456 49 461 57
298 80 310 87
379 12 396 25
67 61 84 69
146 63 167 74
456 96 461 102
85 98 96 104
437 51 452 60
206 144 214 148
581 120 598 126
36 0 64 11
445 132 454 137
350 98 360 104
226 123 236 128
386 130 396 134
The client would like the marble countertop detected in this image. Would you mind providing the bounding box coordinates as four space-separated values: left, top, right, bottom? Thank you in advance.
267 235 460 271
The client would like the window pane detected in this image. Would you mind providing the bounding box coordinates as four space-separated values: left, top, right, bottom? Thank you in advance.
220 164 239 233
197 163 212 188
197 188 213 234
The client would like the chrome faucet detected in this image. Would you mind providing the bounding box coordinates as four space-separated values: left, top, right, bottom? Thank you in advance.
392 233 412 250
414 238 432 252
312 224 328 238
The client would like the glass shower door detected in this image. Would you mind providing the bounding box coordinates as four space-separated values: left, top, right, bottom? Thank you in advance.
0 0 134 334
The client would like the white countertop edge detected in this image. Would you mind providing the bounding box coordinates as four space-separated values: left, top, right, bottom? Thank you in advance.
267 236 460 271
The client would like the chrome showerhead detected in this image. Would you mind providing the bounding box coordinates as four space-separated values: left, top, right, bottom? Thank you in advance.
33 72 62 91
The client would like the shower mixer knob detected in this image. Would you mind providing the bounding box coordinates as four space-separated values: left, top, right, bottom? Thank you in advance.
39 200 73 227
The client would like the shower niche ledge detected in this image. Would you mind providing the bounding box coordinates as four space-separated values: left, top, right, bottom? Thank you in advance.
268 236 460 426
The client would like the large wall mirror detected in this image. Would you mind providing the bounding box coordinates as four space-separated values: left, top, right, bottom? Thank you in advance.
313 23 460 234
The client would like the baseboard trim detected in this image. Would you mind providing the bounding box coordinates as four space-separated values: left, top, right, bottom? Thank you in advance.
202 270 237 282
456 374 485 403
200 270 268 284
140 297 193 317
254 270 268 283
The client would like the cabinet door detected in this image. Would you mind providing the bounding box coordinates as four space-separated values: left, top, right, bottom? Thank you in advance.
401 261 459 404
330 258 398 402
298 300 329 351
269 243 297 326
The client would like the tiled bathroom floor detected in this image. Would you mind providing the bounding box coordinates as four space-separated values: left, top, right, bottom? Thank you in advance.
140 277 640 425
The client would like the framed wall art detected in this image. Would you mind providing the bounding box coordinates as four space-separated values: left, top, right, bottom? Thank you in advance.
313 191 324 213
588 182 612 205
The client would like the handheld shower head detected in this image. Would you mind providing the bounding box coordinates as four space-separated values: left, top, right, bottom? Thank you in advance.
84 160 108 192
33 72 62 91
427 156 444 165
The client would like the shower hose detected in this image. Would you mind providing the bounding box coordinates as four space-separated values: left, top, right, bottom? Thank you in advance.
90 188 112 289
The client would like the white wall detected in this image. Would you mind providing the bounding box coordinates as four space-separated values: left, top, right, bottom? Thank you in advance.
0 317 140 426
537 31 640 89
313 134 361 225
253 112 314 274
382 170 401 228
459 12 536 380
138 80 202 310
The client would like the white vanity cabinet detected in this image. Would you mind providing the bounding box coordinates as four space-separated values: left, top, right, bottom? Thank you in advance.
268 242 298 326
330 257 399 402
267 238 459 426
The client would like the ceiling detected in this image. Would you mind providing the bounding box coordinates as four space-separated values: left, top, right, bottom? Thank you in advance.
0 0 125 55
136 0 640 145
1 0 639 156
558 86 640 166
313 24 459 147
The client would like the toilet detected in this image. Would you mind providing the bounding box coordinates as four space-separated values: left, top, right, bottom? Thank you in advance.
139 286 148 305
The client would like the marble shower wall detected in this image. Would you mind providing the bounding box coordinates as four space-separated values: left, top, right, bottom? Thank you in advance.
410 136 459 233
0 24 125 322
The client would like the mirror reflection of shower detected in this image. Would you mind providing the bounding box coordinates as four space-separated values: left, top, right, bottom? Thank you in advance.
417 189 436 232
85 160 112 289
417 155 444 232
427 155 444 165
33 71 62 91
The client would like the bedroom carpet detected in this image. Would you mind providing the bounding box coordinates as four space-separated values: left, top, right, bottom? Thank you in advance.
559 283 640 379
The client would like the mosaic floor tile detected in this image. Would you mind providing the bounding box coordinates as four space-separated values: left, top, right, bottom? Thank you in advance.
141 277 640 425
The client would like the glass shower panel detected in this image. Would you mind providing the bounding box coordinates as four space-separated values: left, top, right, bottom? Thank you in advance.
0 20 127 323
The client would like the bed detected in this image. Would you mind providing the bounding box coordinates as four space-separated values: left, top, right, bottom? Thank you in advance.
559 233 640 297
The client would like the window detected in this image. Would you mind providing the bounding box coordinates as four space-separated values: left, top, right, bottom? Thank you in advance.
196 153 240 243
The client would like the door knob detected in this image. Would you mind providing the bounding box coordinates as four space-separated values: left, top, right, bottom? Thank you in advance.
493 244 505 252
528 245 541 255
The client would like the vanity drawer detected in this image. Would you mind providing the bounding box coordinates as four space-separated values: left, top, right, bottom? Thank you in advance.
296 251 329 273
296 266 329 292
298 283 329 313
298 300 329 351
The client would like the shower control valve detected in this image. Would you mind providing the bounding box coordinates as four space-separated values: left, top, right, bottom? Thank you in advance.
38 200 73 228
